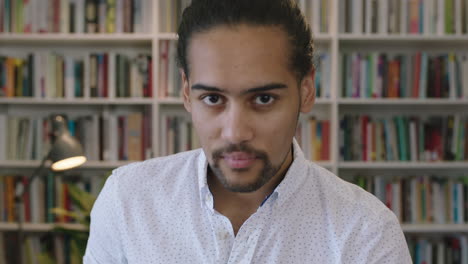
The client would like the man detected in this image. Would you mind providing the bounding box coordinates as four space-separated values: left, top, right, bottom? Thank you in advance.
84 0 412 263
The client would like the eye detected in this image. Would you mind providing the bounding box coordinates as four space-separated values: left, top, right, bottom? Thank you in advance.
254 94 275 105
202 94 223 106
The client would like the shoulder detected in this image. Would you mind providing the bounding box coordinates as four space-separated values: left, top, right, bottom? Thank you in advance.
111 149 202 183
308 163 392 221
305 163 410 262
105 149 204 199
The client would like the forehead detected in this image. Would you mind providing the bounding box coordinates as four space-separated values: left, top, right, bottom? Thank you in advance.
187 24 295 89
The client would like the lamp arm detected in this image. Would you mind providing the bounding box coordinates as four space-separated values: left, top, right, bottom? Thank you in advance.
13 151 51 264
14 151 51 201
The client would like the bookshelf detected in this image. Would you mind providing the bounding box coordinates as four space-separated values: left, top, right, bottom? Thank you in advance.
402 224 468 234
0 160 133 170
1 0 468 261
0 97 154 105
0 223 87 233
0 33 154 44
3 222 467 234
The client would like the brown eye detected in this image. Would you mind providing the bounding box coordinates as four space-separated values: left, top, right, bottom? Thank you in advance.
202 95 222 105
255 94 275 105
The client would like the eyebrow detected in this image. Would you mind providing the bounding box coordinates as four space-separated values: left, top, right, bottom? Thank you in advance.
191 83 288 94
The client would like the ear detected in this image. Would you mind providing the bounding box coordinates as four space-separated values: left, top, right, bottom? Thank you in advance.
299 68 315 113
181 69 192 113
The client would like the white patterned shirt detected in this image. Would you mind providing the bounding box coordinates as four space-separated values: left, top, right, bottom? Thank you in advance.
84 140 412 263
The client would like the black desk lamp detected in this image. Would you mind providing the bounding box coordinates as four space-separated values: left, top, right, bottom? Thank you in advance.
14 115 87 262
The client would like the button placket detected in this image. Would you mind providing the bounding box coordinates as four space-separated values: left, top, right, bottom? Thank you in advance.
204 192 213 208
227 209 268 264
211 212 235 263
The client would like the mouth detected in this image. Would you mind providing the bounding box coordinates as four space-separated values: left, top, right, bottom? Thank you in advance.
221 152 257 169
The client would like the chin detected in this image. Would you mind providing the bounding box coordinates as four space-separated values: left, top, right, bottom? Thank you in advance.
217 168 269 193
223 181 264 193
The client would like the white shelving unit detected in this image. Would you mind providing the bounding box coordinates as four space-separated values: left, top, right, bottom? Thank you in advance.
0 0 467 235
401 224 468 234
0 33 153 44
2 223 466 235
0 223 87 232
0 97 154 105
338 34 468 46
337 161 468 170
337 98 468 105
0 160 134 170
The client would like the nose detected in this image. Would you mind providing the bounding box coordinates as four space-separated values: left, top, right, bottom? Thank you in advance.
220 104 254 144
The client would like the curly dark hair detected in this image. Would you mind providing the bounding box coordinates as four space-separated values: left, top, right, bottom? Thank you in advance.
176 0 314 81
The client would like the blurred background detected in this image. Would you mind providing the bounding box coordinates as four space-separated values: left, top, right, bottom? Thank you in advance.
0 0 467 263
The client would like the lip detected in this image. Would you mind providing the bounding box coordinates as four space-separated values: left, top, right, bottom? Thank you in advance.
222 152 257 169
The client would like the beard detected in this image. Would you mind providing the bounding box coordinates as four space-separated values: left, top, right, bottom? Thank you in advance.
209 143 282 193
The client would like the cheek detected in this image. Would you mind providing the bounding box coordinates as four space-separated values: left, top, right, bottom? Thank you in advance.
191 108 218 144
255 108 298 156
256 106 298 136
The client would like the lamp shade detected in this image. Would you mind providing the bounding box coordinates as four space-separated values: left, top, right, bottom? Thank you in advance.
48 115 87 171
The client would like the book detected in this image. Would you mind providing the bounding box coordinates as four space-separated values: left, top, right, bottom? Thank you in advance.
133 0 142 33
309 117 317 161
446 0 455 34
98 0 106 33
85 0 97 33
106 0 116 33
321 120 330 161
127 112 143 161
0 114 6 160
353 0 363 34
123 0 133 33
378 0 388 34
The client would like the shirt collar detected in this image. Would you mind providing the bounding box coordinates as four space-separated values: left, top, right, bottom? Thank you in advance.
271 138 309 207
197 150 210 209
197 138 309 208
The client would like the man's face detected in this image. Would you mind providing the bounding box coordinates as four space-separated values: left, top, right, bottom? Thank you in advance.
182 24 315 193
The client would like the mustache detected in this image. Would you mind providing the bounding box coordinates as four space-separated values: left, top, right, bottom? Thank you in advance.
212 143 268 162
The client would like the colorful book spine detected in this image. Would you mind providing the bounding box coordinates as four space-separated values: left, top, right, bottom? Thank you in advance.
340 114 468 162
341 52 468 99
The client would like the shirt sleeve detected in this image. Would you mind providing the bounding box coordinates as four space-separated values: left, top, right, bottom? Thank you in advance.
84 172 127 264
340 208 413 264
367 212 412 264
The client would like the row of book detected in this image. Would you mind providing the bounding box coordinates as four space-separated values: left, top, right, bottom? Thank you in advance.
340 115 468 162
295 0 330 34
341 52 468 99
407 235 468 264
159 0 191 33
159 0 331 34
160 114 200 156
0 173 103 223
295 117 330 161
313 53 330 98
0 0 152 34
139 115 331 159
353 175 468 224
0 111 153 162
341 0 468 35
157 40 331 99
158 40 182 98
0 233 77 264
0 52 153 98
